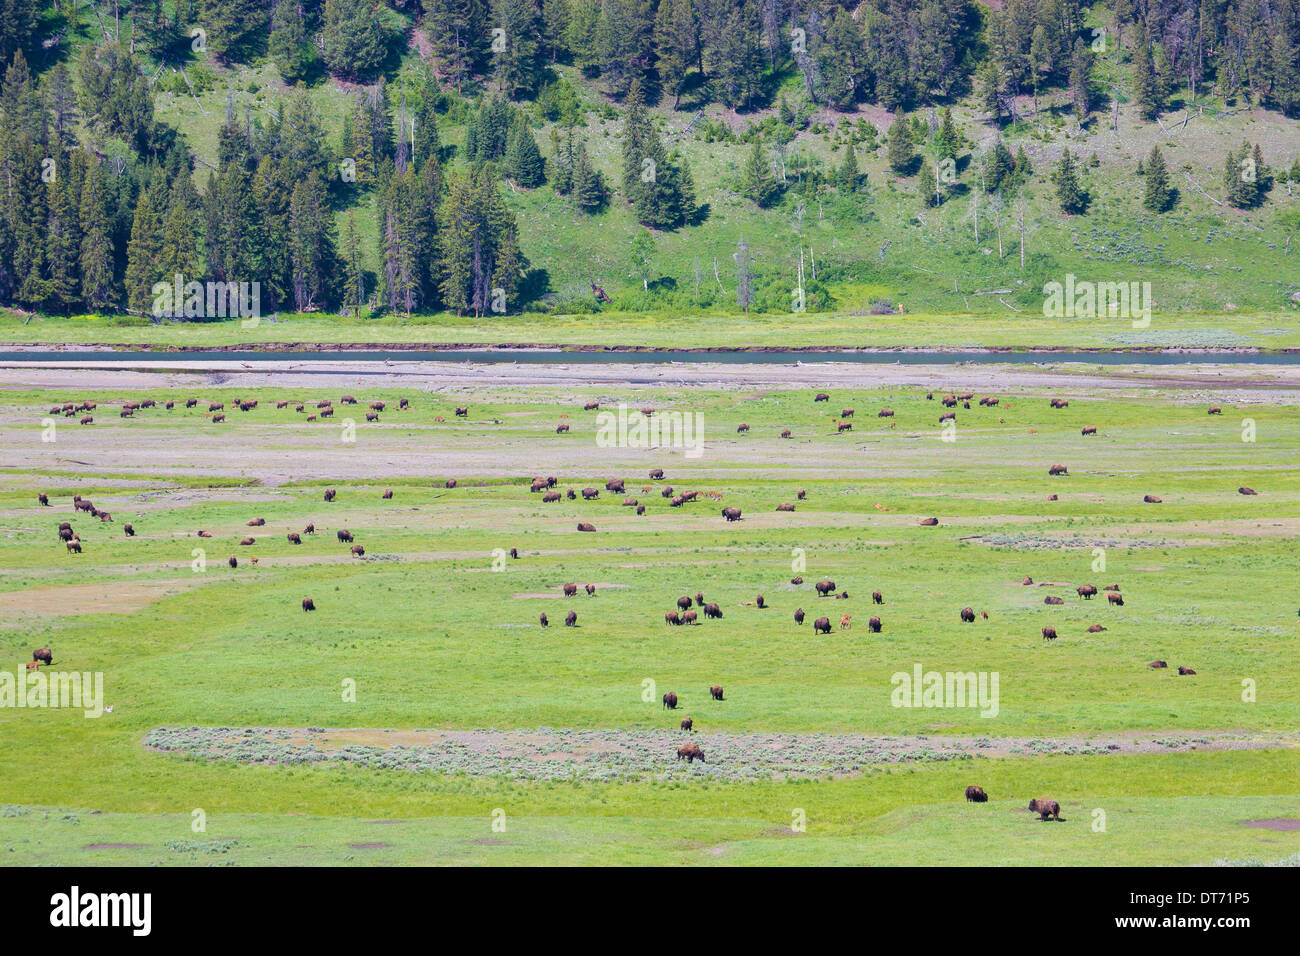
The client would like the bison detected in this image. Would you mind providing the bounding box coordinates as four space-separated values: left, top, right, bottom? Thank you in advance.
1041 626 1057 641
841 408 855 418
815 580 836 597
1143 494 1162 503
878 408 894 418
239 537 255 546
737 423 750 433
555 423 569 433
665 611 682 626
1044 595 1064 605
324 489 336 502
445 479 457 489
1081 426 1097 436
662 692 678 709
542 490 561 502
455 407 468 417
304 524 315 535
960 606 976 623
33 648 53 666
872 590 883 605
919 517 939 526
780 429 792 438
1238 486 1257 495
755 594 765 609
1048 464 1068 476
704 603 722 619
581 487 599 500
66 539 81 553
797 489 806 500
287 533 301 544
1077 585 1098 599
680 717 693 732
1028 799 1062 821
1107 592 1124 606
124 523 134 536
794 608 805 625
676 742 704 763
563 583 578 597
337 529 353 543
677 596 693 611
302 598 316 612
585 583 596 596
814 393 829 402
38 492 49 506
366 412 379 422
722 507 742 521
710 685 724 700
539 613 548 627
813 616 832 634
248 518 266 527
576 522 596 532
636 504 645 515
776 502 795 512
868 616 881 633
1178 666 1196 675
1086 624 1107 633
382 489 393 499
682 609 697 625
227 556 237 568
965 785 988 803
565 611 577 627
351 545 365 556
649 468 664 480
1148 660 1167 669
1208 406 1222 415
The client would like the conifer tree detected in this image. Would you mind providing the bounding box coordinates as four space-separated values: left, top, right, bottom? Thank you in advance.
1142 145 1174 212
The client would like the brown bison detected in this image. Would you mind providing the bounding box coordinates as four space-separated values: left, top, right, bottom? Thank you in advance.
1207 406 1222 415
530 477 548 493
1044 595 1064 605
66 538 81 554
1028 799 1062 821
938 411 956 423
79 416 93 425
677 742 704 763
780 429 792 438
814 393 829 402
1238 486 1257 495
815 580 836 597
636 504 645 515
576 522 596 532
186 399 198 408
365 412 379 422
1077 585 1098 599
794 608 805 625
776 502 795 512
455 407 468 417
581 487 599 500
872 590 883 605
304 524 315 534
38 493 50 506
681 717 693 732
704 603 723 619
840 408 854 418
755 594 765 609
1143 495 1162 503
563 583 578 597
33 648 53 666
813 616 832 634
510 548 519 560
877 408 894 418
868 616 881 633
351 545 365 556
565 611 577 627
209 402 224 412
585 583 596 596
663 692 678 709
382 489 393 499
124 523 134 536
965 785 988 803
228 556 237 568
247 518 266 527
1148 660 1167 669
302 598 316 612
287 533 301 544
1107 592 1124 606
791 576 803 585
1049 398 1068 409
1086 624 1107 633
661 486 674 498
239 537 255 546
1178 666 1196 676
539 613 548 627
919 517 939 526
797 489 806 500
337 529 354 543
710 685 724 700
677 596 693 611
682 609 697 624
555 423 569 433
722 506 742 521
583 401 599 411
665 611 682 626
1081 426 1097 436
622 497 638 507
1041 626 1057 641
649 469 664 480
445 479 457 489
960 606 976 623
543 490 561 502
324 489 336 502
836 421 852 432
737 423 750 433
1048 464 1068 476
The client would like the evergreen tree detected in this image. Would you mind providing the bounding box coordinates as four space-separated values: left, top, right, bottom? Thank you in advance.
504 119 546 187
1131 26 1164 121
1068 38 1093 123
1052 148 1088 214
423 0 486 91
491 0 542 97
124 184 165 313
193 0 267 62
270 0 319 83
654 0 700 108
570 144 607 212
836 145 863 192
1142 145 1174 212
741 139 780 206
918 160 937 207
322 0 389 79
341 213 366 315
78 160 116 311
886 109 915 175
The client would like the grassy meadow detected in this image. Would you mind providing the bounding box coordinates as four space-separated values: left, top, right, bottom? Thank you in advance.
0 380 1298 864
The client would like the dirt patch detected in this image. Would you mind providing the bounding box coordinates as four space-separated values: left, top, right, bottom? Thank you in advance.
0 578 205 616
349 842 391 849
1242 818 1300 831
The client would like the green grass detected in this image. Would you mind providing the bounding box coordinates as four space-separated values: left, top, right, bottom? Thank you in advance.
1 382 1297 864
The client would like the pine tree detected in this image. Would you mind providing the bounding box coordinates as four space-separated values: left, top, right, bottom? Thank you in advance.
1052 148 1088 214
78 160 115 311
918 160 937 207
570 144 607 212
1142 145 1174 212
837 145 862 192
886 109 915 175
504 119 546 187
654 0 700 108
45 171 81 313
270 0 318 83
322 0 388 79
423 0 486 91
741 139 779 206
491 0 541 97
1131 26 1164 121
341 213 365 315
124 184 164 313
934 107 961 163
1068 39 1092 123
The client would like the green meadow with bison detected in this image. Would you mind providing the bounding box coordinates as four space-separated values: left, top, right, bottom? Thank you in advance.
1 377 1298 865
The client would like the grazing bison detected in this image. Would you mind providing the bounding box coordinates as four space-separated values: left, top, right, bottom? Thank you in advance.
38 493 49 506
636 504 645 515
1044 595 1064 605
1077 585 1098 599
872 590 883 605
585 583 596 596
868 616 881 633
1049 398 1069 409
776 502 795 512
583 401 599 411
622 497 638 507
794 608 805 625
66 538 81 554
1208 406 1222 415
565 611 577 627
780 429 792 438
366 412 379 422
247 518 266 527
337 530 354 543
813 616 832 634
543 491 561 502
186 399 198 408
555 424 569 433
680 717 693 732
682 610 697 624
531 477 549 493
1178 666 1196 675
511 548 520 560
878 408 894 418
649 469 664 480
1086 625 1107 633
755 594 765 609
287 533 301 544
455 407 468 417
710 685 724 700
563 583 578 597
1238 486 1258 495
1107 592 1124 606
814 393 829 402
1048 464 1068 476
919 517 939 526
1143 494 1162 503
1081 426 1097 436
581 487 599 500
960 606 976 623
815 580 836 597
1041 626 1057 641
965 786 988 803
302 598 316 612
677 596 693 611
382 489 393 499
661 486 674 498
797 489 807 500
1148 660 1167 669
722 507 742 521
303 524 315 535
576 522 596 532
445 479 457 489
938 411 955 423
836 421 852 432
33 648 53 666
209 403 224 412
228 556 238 568
324 489 336 502
665 611 682 626
791 576 803 585
1028 799 1062 821
351 545 365 556
124 524 134 537
239 537 255 546
539 613 548 627
704 603 722 619
737 423 750 433
1102 584 1120 591
677 743 704 763
840 408 855 418
663 692 678 709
